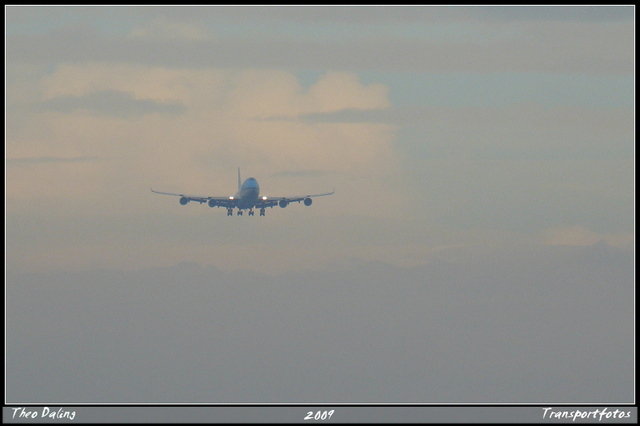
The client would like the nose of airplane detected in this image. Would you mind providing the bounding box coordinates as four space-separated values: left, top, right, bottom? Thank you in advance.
244 178 259 190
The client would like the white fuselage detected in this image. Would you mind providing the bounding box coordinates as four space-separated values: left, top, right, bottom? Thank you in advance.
234 177 260 209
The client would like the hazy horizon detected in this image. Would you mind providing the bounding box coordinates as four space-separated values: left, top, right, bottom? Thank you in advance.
7 243 634 403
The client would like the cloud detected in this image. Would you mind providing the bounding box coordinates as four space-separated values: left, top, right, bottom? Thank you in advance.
296 108 398 124
471 5 634 22
223 70 390 120
7 19 633 73
541 225 634 248
38 89 187 118
299 104 633 163
7 65 402 220
105 6 636 27
6 242 634 403
269 170 335 179
128 17 210 41
38 63 219 105
400 104 632 160
6 7 633 277
6 156 103 166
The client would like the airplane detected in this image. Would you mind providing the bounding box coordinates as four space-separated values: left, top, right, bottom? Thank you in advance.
151 168 334 216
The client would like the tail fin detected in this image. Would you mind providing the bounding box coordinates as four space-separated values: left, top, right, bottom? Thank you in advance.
238 167 242 191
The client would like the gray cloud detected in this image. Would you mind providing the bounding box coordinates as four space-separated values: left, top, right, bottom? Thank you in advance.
6 243 633 403
100 6 638 25
38 89 187 118
296 105 633 160
295 108 397 124
7 19 633 74
7 6 633 33
471 5 634 22
269 170 336 179
6 156 104 166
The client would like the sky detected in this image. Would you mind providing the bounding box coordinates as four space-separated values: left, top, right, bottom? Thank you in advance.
5 5 635 405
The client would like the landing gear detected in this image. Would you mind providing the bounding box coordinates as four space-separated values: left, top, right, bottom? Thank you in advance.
227 208 264 216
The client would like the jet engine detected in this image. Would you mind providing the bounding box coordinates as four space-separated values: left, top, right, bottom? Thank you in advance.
304 198 312 206
279 200 289 208
179 197 189 205
208 199 218 208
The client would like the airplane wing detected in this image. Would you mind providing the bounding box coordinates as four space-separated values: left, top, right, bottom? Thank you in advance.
150 188 235 208
256 189 335 208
